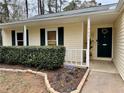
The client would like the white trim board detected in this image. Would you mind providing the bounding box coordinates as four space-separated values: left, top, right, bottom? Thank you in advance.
95 58 112 61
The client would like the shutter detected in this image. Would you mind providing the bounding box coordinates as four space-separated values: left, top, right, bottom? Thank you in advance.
40 28 45 46
26 29 29 46
58 27 64 45
11 30 15 46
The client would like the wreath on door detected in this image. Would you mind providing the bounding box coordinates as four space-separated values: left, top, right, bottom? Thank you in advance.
102 28 109 35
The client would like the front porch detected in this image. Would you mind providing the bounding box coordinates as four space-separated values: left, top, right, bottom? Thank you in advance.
90 60 118 73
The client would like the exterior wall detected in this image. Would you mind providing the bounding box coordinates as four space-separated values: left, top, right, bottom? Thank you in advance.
64 22 82 49
2 29 12 46
2 22 86 64
2 21 114 61
2 22 83 49
2 27 24 46
113 10 124 80
28 22 83 49
28 27 40 46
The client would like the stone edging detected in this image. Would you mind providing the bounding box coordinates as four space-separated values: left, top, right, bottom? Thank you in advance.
71 69 90 93
0 68 90 93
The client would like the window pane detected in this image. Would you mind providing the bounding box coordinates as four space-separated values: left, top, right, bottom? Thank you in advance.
18 41 23 46
48 41 56 45
17 33 23 40
17 32 23 46
47 31 56 46
48 31 56 40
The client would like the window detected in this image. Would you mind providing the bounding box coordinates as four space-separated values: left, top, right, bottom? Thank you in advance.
16 32 24 46
46 29 58 46
47 31 56 46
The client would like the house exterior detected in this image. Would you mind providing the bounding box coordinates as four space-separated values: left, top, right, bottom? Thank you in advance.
0 0 124 80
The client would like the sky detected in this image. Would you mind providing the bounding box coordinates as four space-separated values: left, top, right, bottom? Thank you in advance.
92 0 119 5
69 0 119 5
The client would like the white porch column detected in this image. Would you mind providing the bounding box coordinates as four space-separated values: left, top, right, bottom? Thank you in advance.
86 17 91 67
81 19 84 65
81 19 84 49
24 25 27 46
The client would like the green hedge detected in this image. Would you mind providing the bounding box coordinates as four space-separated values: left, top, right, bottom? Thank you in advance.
0 46 65 70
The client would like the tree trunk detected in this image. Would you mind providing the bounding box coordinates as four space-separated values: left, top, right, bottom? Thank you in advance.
48 0 52 13
59 0 62 12
38 0 40 14
3 0 9 22
25 0 28 18
38 0 44 15
39 0 42 14
42 0 45 14
55 0 57 13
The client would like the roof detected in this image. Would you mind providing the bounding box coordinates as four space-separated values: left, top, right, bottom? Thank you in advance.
0 0 124 27
29 3 117 20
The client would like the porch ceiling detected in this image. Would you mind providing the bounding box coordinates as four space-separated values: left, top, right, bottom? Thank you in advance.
83 13 119 25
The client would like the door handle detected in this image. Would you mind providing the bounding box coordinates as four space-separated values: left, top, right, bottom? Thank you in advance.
102 44 107 46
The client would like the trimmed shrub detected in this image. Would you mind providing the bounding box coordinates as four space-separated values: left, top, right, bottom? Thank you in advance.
0 46 65 70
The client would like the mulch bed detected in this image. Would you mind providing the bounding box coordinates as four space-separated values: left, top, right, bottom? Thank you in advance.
0 64 87 93
44 66 87 93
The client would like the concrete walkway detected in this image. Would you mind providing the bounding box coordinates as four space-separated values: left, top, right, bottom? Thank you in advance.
81 71 124 93
90 60 118 73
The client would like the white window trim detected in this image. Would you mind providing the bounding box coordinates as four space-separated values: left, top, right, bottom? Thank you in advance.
45 28 58 46
15 31 24 46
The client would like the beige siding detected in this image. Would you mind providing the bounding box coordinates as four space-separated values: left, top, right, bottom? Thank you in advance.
28 22 83 49
64 23 82 49
2 29 12 46
28 27 40 46
114 10 124 80
2 22 83 49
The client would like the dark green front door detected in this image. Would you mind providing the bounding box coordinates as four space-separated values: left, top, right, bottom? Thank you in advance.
97 27 112 58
